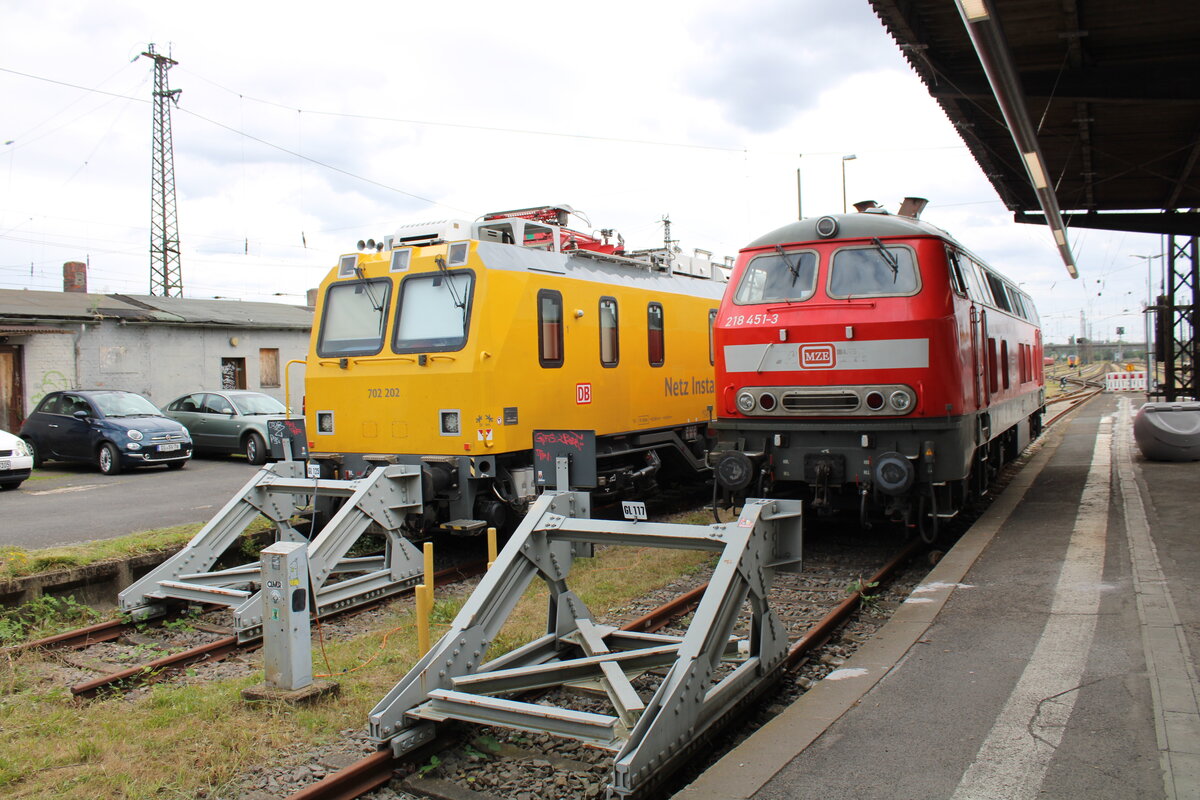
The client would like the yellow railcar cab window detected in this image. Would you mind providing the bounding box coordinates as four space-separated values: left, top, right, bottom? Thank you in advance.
393 270 474 353
317 278 391 357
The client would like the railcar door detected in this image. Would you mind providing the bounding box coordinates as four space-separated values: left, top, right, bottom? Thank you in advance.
970 305 984 409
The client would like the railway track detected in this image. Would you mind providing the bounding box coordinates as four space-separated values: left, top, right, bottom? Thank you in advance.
266 530 923 800
6 562 486 698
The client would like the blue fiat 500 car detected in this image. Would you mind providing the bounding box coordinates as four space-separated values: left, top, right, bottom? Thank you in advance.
19 389 192 475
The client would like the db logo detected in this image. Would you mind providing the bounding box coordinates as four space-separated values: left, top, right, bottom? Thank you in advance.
800 344 836 369
576 383 592 404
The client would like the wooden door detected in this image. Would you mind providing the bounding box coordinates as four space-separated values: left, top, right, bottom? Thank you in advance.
0 345 23 431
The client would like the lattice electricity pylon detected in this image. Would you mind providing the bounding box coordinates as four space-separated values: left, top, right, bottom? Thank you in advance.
1161 235 1198 401
142 44 183 297
368 491 803 798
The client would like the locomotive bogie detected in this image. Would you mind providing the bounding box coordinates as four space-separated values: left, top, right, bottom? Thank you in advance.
305 208 725 534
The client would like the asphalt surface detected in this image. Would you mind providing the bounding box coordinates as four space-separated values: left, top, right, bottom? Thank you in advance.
1 454 265 549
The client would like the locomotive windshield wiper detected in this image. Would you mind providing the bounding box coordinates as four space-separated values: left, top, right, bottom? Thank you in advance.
434 256 465 326
775 245 801 286
353 266 384 311
870 237 900 283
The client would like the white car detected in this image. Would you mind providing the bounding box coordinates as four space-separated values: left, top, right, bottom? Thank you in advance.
0 428 35 490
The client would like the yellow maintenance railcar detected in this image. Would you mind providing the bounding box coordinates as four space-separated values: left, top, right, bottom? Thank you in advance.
305 206 727 534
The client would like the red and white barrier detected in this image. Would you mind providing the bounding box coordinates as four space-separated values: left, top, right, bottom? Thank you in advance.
1106 371 1147 391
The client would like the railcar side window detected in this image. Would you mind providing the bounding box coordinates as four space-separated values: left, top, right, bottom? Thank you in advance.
964 257 991 304
648 302 665 367
708 308 718 366
317 279 392 357
393 270 474 353
733 250 818 304
539 289 564 368
1008 289 1028 320
984 272 1013 313
828 245 919 298
599 297 619 367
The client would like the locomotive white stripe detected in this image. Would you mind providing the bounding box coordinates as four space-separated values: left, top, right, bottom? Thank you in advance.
722 338 929 373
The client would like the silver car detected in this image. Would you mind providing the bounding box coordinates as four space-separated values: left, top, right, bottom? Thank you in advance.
163 390 289 465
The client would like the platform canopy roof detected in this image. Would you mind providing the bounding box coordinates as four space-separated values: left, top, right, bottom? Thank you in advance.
869 0 1200 244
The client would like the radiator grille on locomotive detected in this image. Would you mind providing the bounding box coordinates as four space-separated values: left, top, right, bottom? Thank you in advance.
781 391 861 411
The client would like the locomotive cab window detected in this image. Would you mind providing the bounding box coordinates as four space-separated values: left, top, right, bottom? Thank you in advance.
317 278 392 357
946 249 970 297
828 243 919 298
648 302 665 367
733 249 818 304
393 270 474 353
599 297 619 367
539 289 564 367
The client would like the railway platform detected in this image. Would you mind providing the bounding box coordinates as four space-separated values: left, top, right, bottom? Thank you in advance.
679 390 1200 800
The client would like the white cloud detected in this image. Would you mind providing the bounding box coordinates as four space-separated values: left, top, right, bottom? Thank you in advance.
0 0 1164 342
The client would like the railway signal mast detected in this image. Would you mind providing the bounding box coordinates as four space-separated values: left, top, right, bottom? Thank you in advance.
142 44 183 297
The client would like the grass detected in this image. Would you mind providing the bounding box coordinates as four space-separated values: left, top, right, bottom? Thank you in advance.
0 518 277 581
0 595 102 646
0 541 714 798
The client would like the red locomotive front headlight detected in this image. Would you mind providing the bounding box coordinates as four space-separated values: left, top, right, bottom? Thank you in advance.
736 391 756 414
889 390 913 412
865 391 885 411
758 392 777 411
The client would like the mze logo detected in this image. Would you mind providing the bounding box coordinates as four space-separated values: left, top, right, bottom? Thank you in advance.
799 344 836 369
576 383 592 404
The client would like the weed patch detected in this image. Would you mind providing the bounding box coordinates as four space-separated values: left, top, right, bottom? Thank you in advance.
0 594 101 645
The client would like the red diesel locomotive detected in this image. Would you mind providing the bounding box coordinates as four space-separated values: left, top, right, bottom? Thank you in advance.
708 199 1044 538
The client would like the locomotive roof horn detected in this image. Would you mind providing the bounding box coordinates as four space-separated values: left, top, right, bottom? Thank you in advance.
898 197 929 219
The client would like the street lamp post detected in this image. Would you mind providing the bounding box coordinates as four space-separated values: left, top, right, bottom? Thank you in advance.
841 154 857 214
1133 253 1164 396
796 154 803 220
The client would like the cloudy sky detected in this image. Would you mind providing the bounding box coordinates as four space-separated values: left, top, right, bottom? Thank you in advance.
0 0 1164 344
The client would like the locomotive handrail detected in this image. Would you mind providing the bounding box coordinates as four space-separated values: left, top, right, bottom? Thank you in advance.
316 356 419 367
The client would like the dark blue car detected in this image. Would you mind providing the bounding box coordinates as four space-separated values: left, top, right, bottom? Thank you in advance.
19 390 193 475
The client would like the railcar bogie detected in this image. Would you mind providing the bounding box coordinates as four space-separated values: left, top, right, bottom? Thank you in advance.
709 199 1044 538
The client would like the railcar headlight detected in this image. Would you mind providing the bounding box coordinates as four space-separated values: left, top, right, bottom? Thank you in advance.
758 392 777 411
127 429 144 441
736 391 756 414
865 391 885 411
440 410 461 435
889 390 913 412
815 216 839 238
